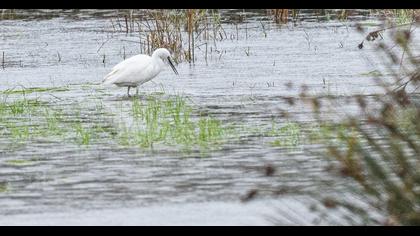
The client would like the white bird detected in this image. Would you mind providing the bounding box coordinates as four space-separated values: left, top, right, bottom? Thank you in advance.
102 48 178 97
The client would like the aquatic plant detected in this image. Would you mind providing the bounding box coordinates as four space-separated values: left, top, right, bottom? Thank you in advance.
378 9 420 25
1 86 70 95
0 96 44 143
0 89 233 152
0 9 15 20
109 9 227 64
266 9 360 24
0 98 42 116
5 159 34 166
42 108 64 136
119 94 227 151
267 9 289 24
0 93 98 148
243 15 420 225
73 122 92 146
0 183 8 193
308 22 420 225
268 122 301 147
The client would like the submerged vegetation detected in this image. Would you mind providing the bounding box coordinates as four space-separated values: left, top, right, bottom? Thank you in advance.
0 89 309 154
268 122 301 147
1 86 70 95
119 94 227 150
0 182 8 193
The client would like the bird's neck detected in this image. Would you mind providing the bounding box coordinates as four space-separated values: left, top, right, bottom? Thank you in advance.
152 56 165 71
151 51 161 59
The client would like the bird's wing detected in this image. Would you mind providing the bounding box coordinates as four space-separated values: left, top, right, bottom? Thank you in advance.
102 54 151 84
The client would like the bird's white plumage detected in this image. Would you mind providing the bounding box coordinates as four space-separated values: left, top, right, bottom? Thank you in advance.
102 48 178 96
102 54 162 87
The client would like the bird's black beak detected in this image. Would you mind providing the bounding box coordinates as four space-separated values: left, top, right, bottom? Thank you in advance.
167 57 178 75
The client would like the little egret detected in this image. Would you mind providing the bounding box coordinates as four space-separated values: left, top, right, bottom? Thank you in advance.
102 48 178 97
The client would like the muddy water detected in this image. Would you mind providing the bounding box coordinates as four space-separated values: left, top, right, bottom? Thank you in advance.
0 10 417 225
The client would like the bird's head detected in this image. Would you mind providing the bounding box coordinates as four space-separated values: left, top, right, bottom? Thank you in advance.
152 48 178 75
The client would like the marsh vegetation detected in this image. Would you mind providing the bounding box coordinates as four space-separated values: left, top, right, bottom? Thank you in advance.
0 9 419 225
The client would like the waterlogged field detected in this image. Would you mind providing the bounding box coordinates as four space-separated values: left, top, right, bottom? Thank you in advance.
0 89 312 154
0 10 418 225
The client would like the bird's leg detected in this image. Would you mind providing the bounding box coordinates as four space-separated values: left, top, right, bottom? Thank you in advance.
127 86 131 97
136 87 139 97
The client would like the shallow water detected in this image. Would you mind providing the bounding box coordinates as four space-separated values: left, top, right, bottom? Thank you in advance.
0 10 418 225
